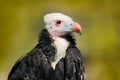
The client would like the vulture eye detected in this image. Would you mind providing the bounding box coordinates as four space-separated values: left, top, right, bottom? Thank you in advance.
56 20 61 24
70 23 72 26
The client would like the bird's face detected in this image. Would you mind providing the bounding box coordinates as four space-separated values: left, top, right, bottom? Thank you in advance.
44 13 82 37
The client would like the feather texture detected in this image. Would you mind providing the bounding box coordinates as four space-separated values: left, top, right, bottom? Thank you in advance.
8 29 85 80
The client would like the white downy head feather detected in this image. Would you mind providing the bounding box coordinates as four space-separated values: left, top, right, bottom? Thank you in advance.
44 13 73 28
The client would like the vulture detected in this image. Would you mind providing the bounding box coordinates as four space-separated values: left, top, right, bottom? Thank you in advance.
8 13 86 80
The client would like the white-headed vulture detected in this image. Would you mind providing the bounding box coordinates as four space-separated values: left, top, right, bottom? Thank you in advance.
8 13 86 80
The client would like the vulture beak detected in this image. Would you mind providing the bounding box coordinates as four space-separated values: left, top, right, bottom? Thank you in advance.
72 22 82 35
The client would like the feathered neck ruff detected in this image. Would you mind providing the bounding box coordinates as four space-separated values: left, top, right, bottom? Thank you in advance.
38 29 76 45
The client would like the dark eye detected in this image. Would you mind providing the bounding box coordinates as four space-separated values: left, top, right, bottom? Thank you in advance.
70 23 72 26
56 20 61 24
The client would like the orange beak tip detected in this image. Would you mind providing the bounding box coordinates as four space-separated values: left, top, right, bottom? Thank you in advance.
72 22 82 34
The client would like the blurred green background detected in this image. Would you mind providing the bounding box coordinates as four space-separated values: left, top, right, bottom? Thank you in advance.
0 0 120 80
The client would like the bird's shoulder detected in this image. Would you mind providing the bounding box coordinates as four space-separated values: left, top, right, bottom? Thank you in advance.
65 45 86 80
8 48 48 79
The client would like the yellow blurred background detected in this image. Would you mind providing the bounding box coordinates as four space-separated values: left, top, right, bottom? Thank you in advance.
0 0 120 80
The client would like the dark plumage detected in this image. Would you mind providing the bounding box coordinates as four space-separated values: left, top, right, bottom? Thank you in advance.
8 29 85 80
8 13 86 80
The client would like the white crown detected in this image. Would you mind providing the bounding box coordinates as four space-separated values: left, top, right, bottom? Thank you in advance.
44 13 73 24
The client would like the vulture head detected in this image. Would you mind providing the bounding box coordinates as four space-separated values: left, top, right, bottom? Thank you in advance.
44 13 82 37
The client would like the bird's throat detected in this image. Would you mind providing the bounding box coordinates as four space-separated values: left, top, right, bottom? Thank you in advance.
51 37 69 70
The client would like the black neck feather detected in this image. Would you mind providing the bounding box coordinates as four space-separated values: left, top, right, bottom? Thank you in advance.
35 29 76 61
38 29 76 46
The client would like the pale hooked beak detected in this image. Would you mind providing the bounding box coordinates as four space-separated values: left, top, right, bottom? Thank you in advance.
72 22 82 35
